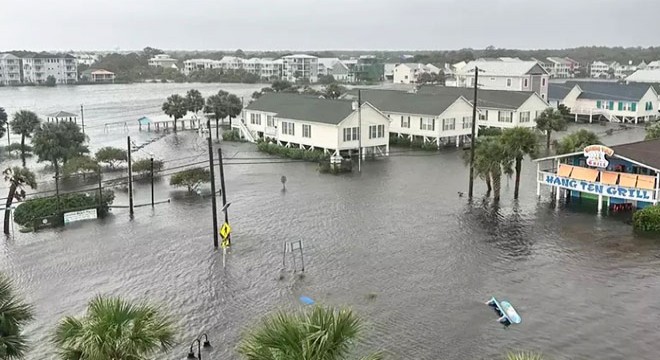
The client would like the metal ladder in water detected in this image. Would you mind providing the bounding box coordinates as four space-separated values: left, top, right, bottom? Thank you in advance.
282 240 305 273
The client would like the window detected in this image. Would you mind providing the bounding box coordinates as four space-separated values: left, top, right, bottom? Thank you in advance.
281 121 295 135
343 127 359 141
542 78 546 86
250 113 261 125
607 101 614 110
266 115 274 127
479 111 488 121
352 127 359 140
646 101 654 111
596 100 602 109
302 124 311 138
442 118 455 131
401 115 410 128
421 118 435 131
519 111 530 123
462 116 472 129
498 111 513 123
506 78 512 87
523 78 529 87
368 125 385 139
631 102 637 111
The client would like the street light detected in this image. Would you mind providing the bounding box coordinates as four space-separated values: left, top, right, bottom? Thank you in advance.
186 333 212 359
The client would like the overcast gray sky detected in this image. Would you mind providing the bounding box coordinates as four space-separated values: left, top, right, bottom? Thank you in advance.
3 0 659 51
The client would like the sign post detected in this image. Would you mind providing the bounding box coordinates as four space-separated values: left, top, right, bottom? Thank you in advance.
220 222 232 268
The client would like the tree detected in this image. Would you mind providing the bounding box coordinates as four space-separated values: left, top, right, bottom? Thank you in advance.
32 122 88 176
238 306 382 360
324 83 345 99
0 273 34 357
500 127 538 199
10 110 41 167
318 74 336 85
52 296 176 360
469 137 512 201
185 89 205 114
234 49 246 58
132 158 164 178
0 107 7 140
504 351 545 360
557 104 571 118
95 146 127 169
204 91 228 141
555 129 601 155
535 108 567 155
169 167 210 192
45 75 57 87
161 94 188 132
3 167 36 235
645 121 660 140
271 80 294 92
225 93 243 129
62 156 100 178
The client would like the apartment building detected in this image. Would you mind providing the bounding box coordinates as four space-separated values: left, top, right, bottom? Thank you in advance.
183 59 222 75
0 54 22 85
455 59 550 100
148 54 178 68
22 53 78 84
259 59 283 80
282 54 319 83
590 61 610 78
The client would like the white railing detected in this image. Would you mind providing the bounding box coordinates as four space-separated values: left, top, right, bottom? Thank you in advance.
573 108 621 123
232 120 256 143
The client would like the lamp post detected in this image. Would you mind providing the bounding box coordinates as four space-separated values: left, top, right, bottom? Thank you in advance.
186 333 212 359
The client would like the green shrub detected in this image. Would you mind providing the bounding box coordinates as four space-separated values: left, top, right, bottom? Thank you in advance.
132 158 164 178
504 351 544 360
479 127 503 137
169 167 210 192
389 134 437 151
63 156 100 178
633 205 660 232
13 190 115 228
222 129 243 142
257 141 329 162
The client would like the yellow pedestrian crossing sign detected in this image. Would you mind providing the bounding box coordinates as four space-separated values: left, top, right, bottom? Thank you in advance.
220 222 231 240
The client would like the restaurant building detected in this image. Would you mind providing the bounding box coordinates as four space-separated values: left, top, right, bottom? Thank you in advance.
534 139 660 212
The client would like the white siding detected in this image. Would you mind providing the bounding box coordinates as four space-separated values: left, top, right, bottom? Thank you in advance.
338 105 390 150
278 118 338 149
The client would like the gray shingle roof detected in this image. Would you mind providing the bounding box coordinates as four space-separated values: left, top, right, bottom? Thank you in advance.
344 89 463 116
564 81 654 101
48 111 78 118
415 86 538 110
548 83 574 100
611 139 660 171
246 93 354 125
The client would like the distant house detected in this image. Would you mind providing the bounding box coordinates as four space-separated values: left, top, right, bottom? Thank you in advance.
148 54 178 69
46 111 78 124
282 54 319 83
416 86 550 129
317 58 350 82
626 69 660 84
455 59 550 100
549 81 659 124
590 61 611 78
241 93 390 157
393 63 438 84
344 89 477 148
82 69 115 83
0 53 21 85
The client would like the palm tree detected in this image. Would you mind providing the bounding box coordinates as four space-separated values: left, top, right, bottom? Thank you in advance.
555 129 601 155
0 273 34 359
185 89 205 115
225 93 243 129
238 306 382 360
471 137 512 201
10 111 41 167
535 108 567 155
204 93 228 141
504 351 545 360
162 94 188 132
52 296 176 360
0 107 7 140
500 127 538 199
3 167 36 235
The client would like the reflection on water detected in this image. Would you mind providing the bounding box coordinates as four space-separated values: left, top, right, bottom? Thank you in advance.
0 84 658 359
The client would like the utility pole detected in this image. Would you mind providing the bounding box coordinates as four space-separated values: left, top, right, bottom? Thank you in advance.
357 89 362 173
150 157 155 208
218 147 229 246
98 169 103 210
468 66 479 199
208 120 219 249
80 104 85 136
127 136 134 216
6 122 9 146
54 170 61 214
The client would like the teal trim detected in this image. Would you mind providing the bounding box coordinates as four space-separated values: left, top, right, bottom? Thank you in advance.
596 100 602 108
631 102 637 111
608 101 614 110
618 102 623 111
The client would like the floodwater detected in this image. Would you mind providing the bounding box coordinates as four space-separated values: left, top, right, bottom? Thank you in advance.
0 84 659 360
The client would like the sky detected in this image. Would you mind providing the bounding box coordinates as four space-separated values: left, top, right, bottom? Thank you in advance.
2 0 660 52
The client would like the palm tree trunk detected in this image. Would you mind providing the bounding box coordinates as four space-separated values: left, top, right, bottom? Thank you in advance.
20 135 26 167
216 119 220 141
229 116 233 128
514 157 522 199
485 177 492 196
4 185 15 235
491 168 502 202
173 117 178 132
546 131 552 155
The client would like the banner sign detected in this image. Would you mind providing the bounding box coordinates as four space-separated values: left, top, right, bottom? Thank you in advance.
583 145 614 168
64 208 98 225
544 174 654 201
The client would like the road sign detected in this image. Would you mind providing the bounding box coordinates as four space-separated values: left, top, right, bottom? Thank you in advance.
220 222 231 239
64 208 98 225
221 237 230 249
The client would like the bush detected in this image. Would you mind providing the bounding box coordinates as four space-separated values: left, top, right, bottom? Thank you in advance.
132 158 164 178
4 143 32 158
222 129 243 142
62 156 100 178
389 134 436 151
13 190 115 228
257 141 329 162
478 126 503 137
169 167 210 192
95 147 127 169
633 205 660 233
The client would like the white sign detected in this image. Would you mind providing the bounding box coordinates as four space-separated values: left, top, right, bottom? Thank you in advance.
583 145 614 168
63 209 98 224
544 174 654 202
